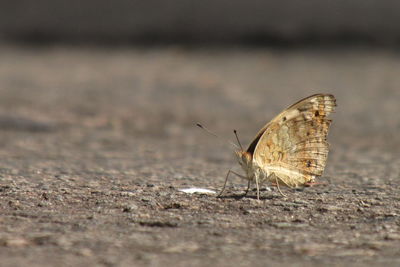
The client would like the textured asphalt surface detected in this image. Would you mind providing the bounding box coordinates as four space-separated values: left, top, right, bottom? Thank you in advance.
0 45 399 266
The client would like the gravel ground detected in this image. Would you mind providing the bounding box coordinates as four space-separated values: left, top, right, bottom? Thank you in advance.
0 45 399 266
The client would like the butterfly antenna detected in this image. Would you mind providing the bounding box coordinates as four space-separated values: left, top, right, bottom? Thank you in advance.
233 130 243 150
196 123 239 149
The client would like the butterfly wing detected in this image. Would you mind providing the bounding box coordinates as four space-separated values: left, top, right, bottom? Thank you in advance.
252 94 336 187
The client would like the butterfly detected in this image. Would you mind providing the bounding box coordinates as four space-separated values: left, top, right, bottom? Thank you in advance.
220 94 336 199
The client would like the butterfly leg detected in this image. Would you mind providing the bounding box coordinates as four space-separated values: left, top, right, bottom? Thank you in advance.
242 179 251 197
274 175 287 197
218 170 246 198
255 176 260 200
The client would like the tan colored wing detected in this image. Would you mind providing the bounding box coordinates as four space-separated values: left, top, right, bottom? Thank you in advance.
252 94 336 187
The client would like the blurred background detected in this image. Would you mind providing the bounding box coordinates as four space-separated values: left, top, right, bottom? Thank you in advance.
2 0 400 44
0 1 399 178
0 1 399 174
1 0 400 181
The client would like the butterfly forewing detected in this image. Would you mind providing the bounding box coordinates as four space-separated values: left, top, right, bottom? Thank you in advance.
252 94 336 187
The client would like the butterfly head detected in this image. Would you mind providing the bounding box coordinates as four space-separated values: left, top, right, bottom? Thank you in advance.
235 150 252 171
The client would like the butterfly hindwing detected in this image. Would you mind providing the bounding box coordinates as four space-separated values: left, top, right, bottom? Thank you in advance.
252 94 336 187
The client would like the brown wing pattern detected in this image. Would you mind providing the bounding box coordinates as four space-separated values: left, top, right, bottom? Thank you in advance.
252 94 336 186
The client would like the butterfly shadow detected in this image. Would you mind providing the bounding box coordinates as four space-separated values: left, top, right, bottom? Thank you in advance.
216 189 283 200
